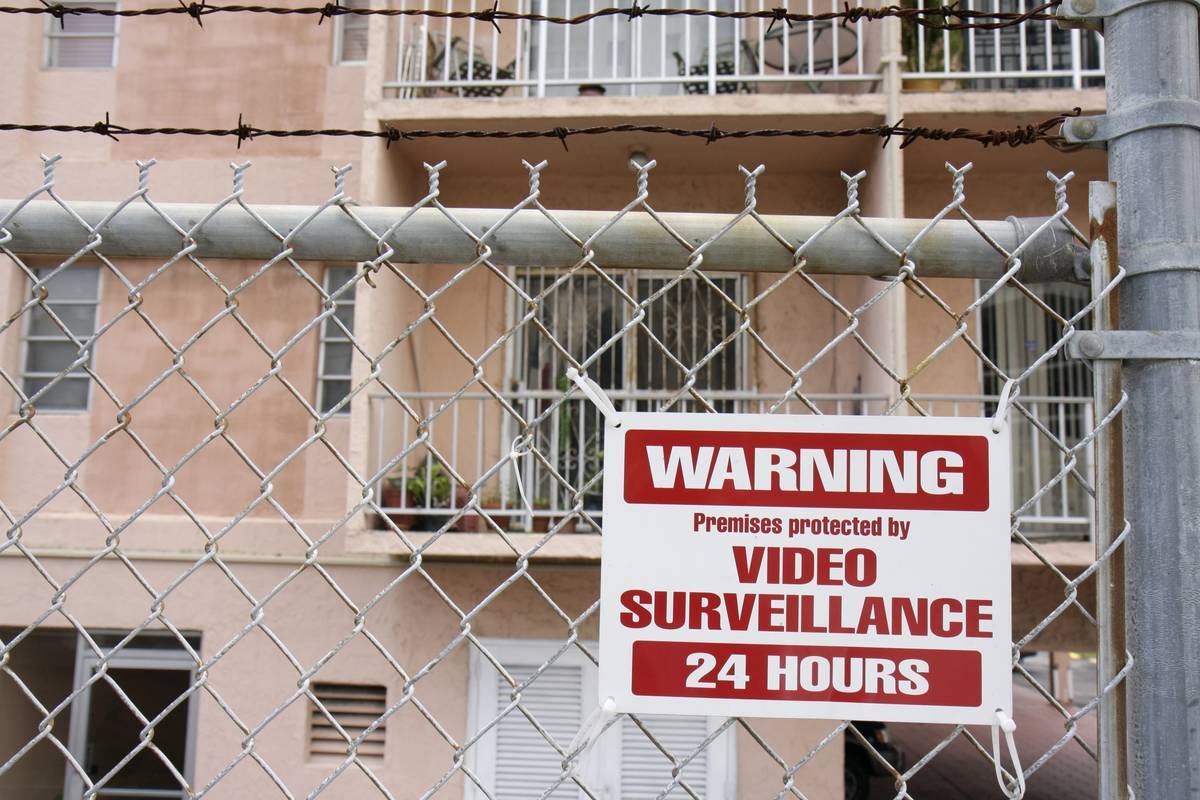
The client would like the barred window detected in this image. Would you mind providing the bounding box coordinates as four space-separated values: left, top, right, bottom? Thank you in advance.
45 0 118 69
318 266 356 414
466 639 734 799
22 267 101 411
334 0 369 64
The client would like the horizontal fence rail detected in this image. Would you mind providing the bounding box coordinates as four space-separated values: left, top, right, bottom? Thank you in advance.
0 201 1088 282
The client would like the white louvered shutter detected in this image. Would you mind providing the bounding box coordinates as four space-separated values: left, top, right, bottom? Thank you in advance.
493 663 585 800
620 715 714 799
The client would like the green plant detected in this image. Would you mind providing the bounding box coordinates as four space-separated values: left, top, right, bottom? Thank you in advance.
399 462 452 508
901 0 965 73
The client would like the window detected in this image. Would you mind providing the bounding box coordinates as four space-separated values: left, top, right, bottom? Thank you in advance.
22 266 101 411
508 270 746 511
63 632 199 800
318 266 356 414
333 0 369 64
466 639 735 799
982 282 1093 535
45 0 118 69
309 683 387 762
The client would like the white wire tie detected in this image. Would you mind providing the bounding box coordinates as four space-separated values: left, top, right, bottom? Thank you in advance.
509 435 535 519
565 367 623 428
564 696 617 779
991 378 1019 433
990 709 1026 799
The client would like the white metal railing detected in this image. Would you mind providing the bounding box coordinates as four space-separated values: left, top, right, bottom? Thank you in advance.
902 0 1105 88
386 0 878 99
370 391 1093 538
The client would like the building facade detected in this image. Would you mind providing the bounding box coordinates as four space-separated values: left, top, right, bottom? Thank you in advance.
0 2 1107 797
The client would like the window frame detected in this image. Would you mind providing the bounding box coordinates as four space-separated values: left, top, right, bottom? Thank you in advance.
316 266 356 415
19 266 102 413
332 0 369 65
43 0 120 70
465 637 735 800
62 632 200 800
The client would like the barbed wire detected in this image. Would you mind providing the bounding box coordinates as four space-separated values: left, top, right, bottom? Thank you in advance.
8 0 1061 31
0 109 1082 150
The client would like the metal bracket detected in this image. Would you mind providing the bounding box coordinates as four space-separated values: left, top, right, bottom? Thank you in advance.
1056 0 1200 29
1068 330 1200 360
1061 99 1200 148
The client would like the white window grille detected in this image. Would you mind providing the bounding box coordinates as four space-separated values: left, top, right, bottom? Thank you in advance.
466 639 735 799
63 632 199 800
318 266 356 414
308 683 387 763
45 0 118 69
333 0 369 64
21 266 100 411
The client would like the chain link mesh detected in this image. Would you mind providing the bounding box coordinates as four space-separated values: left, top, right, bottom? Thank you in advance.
0 153 1129 799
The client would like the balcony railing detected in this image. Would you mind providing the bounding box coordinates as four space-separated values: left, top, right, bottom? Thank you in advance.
903 0 1105 89
384 0 1104 98
387 0 879 99
370 391 1094 539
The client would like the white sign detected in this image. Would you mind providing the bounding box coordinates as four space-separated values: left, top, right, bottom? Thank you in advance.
598 412 1012 724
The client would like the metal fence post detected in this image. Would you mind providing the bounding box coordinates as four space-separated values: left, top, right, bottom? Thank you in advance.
1089 181 1129 800
1103 2 1200 796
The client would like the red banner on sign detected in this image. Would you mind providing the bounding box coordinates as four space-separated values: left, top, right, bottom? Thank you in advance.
623 430 989 511
631 640 982 707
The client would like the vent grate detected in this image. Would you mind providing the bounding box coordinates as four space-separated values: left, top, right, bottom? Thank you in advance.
309 683 387 763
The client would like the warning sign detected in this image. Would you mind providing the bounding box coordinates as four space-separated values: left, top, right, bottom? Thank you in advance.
598 412 1012 724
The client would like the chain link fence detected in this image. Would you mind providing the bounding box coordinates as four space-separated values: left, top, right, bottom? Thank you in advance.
0 154 1128 799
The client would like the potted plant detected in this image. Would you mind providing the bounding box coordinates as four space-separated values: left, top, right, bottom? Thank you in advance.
453 489 516 533
530 496 553 533
375 473 417 530
403 461 455 532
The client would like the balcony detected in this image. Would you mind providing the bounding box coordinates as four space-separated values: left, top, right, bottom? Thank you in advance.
368 391 1094 540
383 0 1104 99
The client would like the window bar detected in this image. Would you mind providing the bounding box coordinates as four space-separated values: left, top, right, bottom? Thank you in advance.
1030 401 1043 519
1017 0 1027 74
707 0 717 94
490 0 500 80
1043 12 1052 75
442 0 453 83
537 0 549 96
419 0 431 88
967 0 976 75
659 3 667 82
830 0 840 76
806 0 814 75
467 0 477 84
942 15 950 75
587 0 596 83
401 412 410 509
1070 27 1082 88
450 399 460 512
1058 400 1070 518
917 0 926 72
632 7 641 94
782 0 790 74
611 9 619 81
561 0 572 85
992 0 1000 73
424 404 435 510
757 0 766 78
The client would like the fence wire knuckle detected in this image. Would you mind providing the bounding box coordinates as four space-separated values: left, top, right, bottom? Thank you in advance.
0 155 1130 800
